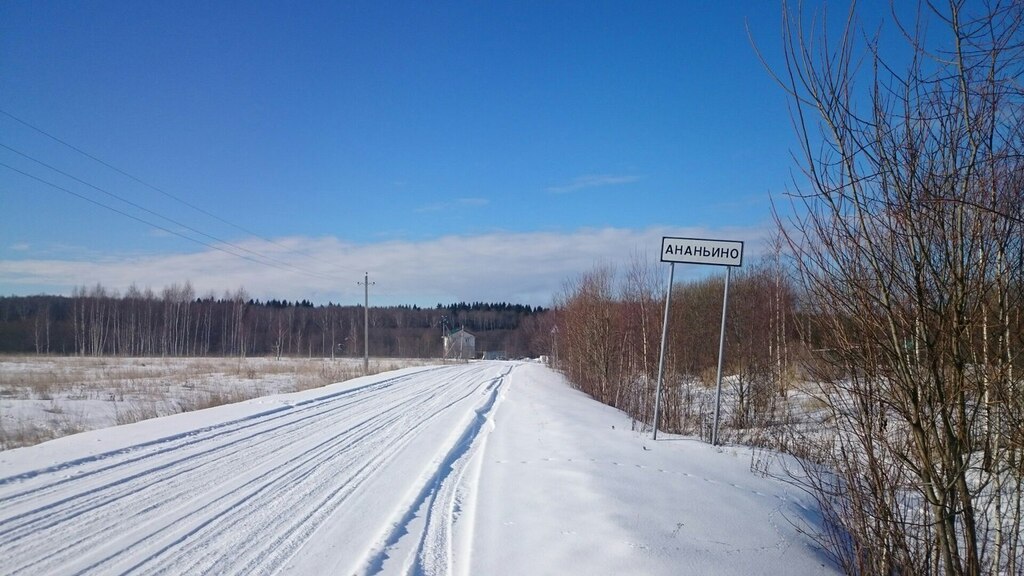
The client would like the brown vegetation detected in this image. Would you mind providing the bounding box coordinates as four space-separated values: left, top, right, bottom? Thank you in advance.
555 2 1024 574
767 0 1024 573
554 255 795 440
0 356 425 449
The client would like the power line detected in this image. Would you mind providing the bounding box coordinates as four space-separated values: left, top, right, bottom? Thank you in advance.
1 161 342 281
0 109 246 227
1 143 343 282
2 162 265 265
0 107 350 271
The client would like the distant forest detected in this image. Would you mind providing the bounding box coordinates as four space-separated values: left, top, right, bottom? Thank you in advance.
0 284 552 358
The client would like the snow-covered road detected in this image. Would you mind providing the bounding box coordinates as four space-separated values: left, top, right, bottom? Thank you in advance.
0 361 839 575
1 362 511 575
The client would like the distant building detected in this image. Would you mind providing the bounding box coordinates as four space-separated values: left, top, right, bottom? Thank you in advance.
444 328 476 359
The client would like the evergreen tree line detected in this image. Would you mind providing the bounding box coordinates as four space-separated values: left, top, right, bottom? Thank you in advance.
0 283 551 359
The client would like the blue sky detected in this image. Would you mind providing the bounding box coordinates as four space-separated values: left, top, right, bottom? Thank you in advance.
0 1 894 306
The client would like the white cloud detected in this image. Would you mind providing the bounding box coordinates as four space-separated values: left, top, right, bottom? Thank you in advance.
0 226 771 306
546 174 641 194
414 197 489 213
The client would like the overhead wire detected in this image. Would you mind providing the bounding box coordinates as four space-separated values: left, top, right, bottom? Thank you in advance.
1 161 302 272
0 142 344 282
0 107 353 273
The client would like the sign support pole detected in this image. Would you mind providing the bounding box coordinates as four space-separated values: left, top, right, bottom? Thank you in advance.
657 236 742 444
711 265 732 446
652 262 675 440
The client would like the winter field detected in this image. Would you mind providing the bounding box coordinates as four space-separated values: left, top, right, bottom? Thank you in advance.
0 359 839 575
0 355 433 449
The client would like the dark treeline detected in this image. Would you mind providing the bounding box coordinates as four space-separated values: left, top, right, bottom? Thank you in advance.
0 283 551 358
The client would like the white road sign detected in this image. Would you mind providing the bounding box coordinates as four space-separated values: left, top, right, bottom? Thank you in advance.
660 237 744 267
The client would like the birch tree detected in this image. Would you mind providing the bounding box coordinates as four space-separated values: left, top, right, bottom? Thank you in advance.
768 1 1024 573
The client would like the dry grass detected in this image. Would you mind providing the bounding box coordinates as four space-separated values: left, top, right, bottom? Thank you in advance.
113 402 167 427
294 363 364 392
0 355 432 450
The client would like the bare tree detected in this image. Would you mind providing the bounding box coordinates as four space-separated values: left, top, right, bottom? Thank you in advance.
33 300 50 355
726 266 779 435
620 254 664 429
555 265 621 405
766 0 1024 573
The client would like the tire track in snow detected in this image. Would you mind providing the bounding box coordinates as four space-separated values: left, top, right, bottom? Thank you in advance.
0 366 441 497
0 362 508 575
362 365 511 576
139 364 499 576
0 367 447 572
0 360 495 569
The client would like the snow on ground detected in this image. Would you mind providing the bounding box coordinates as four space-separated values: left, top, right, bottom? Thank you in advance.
0 355 430 448
471 362 837 575
0 361 839 575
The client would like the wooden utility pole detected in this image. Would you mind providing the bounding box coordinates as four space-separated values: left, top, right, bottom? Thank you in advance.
358 273 375 374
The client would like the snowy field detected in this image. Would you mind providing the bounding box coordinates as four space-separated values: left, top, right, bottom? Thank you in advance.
0 360 839 575
0 355 431 449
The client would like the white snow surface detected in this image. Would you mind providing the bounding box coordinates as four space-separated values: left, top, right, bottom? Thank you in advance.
0 361 839 575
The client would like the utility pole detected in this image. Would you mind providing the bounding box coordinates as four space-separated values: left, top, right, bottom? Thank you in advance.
440 315 449 362
358 272 375 374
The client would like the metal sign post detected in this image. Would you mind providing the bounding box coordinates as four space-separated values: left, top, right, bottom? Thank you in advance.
711 265 732 446
652 237 743 442
651 262 674 441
